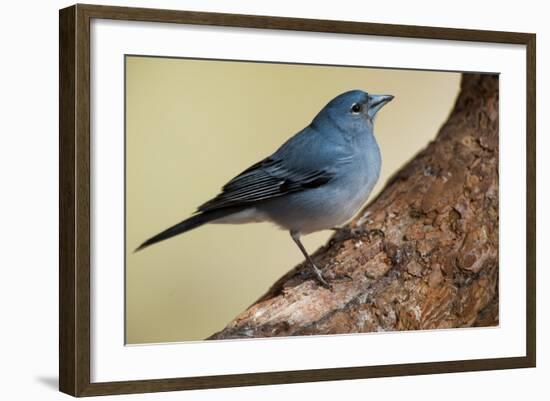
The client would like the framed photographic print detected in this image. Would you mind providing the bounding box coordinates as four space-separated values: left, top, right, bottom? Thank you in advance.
59 4 536 397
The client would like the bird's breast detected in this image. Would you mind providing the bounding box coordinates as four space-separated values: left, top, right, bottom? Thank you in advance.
329 137 381 224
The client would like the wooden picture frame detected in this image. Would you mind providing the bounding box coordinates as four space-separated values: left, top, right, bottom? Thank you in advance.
59 3 536 397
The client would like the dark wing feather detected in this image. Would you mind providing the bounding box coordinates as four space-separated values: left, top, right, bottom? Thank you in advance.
197 157 332 212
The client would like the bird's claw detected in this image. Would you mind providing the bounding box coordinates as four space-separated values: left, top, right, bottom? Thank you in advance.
332 226 385 242
311 264 333 290
297 264 332 289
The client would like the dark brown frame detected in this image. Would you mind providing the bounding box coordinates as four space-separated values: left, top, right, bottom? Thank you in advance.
59 3 536 397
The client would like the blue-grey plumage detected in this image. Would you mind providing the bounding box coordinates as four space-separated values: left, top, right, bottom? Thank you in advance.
137 90 393 288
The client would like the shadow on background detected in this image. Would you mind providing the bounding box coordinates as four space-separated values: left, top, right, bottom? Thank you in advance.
35 376 58 391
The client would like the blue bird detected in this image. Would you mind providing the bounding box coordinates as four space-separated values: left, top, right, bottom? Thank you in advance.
136 90 393 288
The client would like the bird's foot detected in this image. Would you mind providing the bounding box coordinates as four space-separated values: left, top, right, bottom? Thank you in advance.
332 226 385 242
330 226 358 243
326 270 354 282
299 263 332 290
311 264 333 290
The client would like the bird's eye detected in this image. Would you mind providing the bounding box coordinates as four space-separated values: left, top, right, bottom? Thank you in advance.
350 103 362 114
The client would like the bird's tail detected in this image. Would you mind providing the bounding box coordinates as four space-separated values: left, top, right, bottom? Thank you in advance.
134 208 235 252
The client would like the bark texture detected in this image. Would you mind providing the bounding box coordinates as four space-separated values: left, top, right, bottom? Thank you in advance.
209 74 499 340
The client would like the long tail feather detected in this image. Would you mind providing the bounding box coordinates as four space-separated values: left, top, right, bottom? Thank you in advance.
135 208 236 252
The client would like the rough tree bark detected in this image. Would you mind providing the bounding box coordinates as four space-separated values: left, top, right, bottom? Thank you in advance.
209 74 499 340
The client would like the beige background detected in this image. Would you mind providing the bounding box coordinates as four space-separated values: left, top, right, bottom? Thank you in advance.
126 56 461 344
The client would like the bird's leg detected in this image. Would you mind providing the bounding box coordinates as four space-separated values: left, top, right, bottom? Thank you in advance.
290 231 332 289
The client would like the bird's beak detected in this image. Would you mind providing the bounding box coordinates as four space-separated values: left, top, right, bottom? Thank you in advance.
367 94 394 119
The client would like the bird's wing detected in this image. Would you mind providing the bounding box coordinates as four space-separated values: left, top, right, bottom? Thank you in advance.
197 157 333 212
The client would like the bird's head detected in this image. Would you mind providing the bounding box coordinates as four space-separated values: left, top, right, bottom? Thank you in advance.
312 90 394 136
